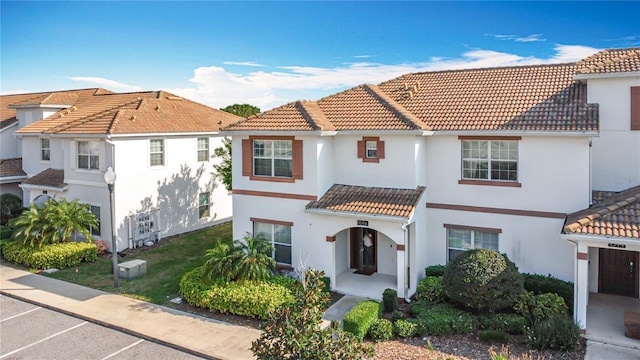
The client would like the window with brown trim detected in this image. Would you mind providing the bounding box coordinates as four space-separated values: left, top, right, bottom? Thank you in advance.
242 136 303 182
632 87 640 131
357 136 385 163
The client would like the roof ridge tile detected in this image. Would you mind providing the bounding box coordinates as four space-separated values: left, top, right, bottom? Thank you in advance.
362 84 428 130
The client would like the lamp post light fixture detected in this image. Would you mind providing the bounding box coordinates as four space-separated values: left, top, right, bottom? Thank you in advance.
104 166 119 288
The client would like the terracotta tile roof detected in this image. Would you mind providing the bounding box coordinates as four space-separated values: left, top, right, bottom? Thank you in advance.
1 89 111 130
15 91 242 135
0 158 26 178
576 47 640 75
564 186 640 239
225 63 598 133
23 168 67 190
306 184 426 219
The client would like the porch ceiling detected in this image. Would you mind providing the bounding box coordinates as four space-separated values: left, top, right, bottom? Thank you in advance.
305 184 425 219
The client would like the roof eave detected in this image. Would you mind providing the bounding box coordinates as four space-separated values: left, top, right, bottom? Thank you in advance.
0 175 28 184
8 104 73 109
19 183 68 192
574 71 640 81
560 233 640 247
433 130 599 137
304 207 411 223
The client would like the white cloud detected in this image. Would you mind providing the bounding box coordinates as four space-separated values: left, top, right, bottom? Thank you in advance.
223 61 264 67
490 33 547 42
168 44 601 111
68 76 142 92
352 55 374 59
0 89 31 95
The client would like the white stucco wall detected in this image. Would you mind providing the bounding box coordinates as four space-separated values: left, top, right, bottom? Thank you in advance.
0 124 19 159
587 75 640 191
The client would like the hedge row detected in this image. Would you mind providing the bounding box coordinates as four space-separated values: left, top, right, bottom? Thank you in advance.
522 273 574 314
1 241 98 269
343 300 381 341
179 266 295 319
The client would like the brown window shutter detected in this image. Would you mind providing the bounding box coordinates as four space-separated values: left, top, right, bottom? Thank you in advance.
377 140 385 159
242 139 252 176
357 140 365 159
292 139 303 179
632 87 640 130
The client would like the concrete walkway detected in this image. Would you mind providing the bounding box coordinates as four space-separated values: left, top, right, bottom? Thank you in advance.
0 265 260 360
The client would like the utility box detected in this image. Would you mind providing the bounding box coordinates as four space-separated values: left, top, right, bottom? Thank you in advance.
118 259 147 279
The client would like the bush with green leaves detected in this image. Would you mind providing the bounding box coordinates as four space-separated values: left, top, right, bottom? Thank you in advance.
394 318 419 338
320 276 331 293
514 291 568 326
425 264 446 277
477 313 526 334
202 234 275 283
412 303 478 336
368 318 393 342
408 299 430 317
382 288 398 313
343 300 381 342
478 330 510 344
522 273 574 314
251 269 372 359
443 249 523 313
1 241 98 269
0 226 15 240
526 316 581 351
179 266 294 319
416 276 444 303
391 309 406 322
0 193 23 226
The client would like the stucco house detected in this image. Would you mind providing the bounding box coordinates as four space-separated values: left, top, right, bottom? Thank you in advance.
3 89 240 251
223 47 640 330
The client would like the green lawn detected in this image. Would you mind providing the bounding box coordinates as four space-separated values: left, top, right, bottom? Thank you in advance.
44 222 232 305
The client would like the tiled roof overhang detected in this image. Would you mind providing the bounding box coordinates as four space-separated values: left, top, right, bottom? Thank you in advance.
21 169 67 191
0 158 27 182
305 184 426 220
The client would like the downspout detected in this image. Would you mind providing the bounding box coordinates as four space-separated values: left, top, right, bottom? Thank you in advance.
588 138 593 205
563 236 580 323
401 222 410 303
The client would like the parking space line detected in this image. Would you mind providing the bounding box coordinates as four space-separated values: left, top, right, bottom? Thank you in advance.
100 339 145 360
0 321 88 359
0 307 42 323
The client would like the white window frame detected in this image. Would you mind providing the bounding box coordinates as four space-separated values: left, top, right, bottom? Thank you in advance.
41 138 50 161
150 139 165 167
198 192 210 219
88 204 101 237
447 227 499 262
253 221 292 266
253 139 293 178
197 137 209 162
77 141 100 170
462 140 518 182
365 140 378 159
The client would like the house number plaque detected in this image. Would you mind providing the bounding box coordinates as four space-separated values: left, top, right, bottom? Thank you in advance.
357 220 369 226
608 243 626 249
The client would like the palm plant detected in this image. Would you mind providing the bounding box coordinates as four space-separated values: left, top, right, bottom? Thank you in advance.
202 233 276 283
9 198 98 248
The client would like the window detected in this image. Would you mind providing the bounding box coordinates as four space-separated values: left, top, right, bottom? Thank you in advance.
77 141 99 170
198 192 210 218
197 137 209 162
447 227 499 261
357 136 385 163
41 138 50 161
632 87 640 130
150 139 164 166
462 140 518 182
88 205 100 237
253 221 292 265
253 139 292 177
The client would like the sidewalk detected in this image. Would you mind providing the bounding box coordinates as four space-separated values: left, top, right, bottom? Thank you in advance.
0 265 260 360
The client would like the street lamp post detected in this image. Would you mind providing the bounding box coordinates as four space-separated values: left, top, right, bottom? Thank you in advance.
104 166 119 288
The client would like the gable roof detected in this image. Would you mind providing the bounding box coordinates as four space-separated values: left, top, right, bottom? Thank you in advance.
306 184 426 219
0 158 27 179
15 91 242 136
564 186 640 239
225 48 640 134
1 88 111 130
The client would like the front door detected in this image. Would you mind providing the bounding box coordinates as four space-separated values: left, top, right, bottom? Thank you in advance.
350 228 377 274
599 248 639 297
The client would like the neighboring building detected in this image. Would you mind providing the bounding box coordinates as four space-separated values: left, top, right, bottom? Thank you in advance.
5 90 241 251
223 47 640 330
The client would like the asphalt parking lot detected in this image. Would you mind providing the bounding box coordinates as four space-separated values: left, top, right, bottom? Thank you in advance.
0 294 205 360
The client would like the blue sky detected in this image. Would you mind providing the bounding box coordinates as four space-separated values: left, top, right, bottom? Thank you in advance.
2 1 639 111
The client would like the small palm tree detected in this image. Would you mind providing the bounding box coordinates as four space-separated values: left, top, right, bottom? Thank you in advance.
10 198 98 248
202 234 276 283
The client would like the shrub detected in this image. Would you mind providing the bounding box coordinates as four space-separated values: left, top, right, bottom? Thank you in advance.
0 226 15 240
416 276 444 303
179 266 294 319
0 193 23 225
522 273 574 314
409 299 430 316
443 249 523 313
526 316 581 351
514 291 568 326
267 274 299 291
320 276 331 293
369 318 393 342
1 241 98 269
425 264 446 277
382 288 398 312
202 234 275 283
412 303 478 336
394 319 418 338
343 300 381 341
478 330 510 344
477 313 526 334
391 309 406 322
